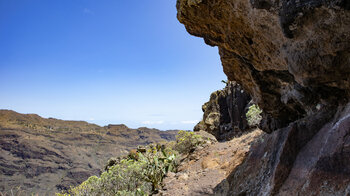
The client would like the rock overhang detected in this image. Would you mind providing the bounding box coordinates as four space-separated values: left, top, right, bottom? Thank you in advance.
176 0 350 132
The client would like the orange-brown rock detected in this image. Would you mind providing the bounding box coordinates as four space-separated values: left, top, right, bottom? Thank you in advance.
158 129 263 196
177 0 350 195
177 0 350 132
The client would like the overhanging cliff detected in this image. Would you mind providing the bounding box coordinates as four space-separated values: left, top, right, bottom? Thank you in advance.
177 0 349 132
177 0 350 195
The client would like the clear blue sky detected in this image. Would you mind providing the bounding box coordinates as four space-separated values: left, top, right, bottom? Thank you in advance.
0 0 226 130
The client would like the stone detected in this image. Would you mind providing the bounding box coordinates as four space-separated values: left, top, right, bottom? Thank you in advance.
201 156 220 169
166 172 176 178
194 81 252 141
178 173 189 181
196 130 217 143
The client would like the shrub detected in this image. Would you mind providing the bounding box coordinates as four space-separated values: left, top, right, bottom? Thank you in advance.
57 145 177 196
246 104 262 127
174 130 204 154
58 131 205 196
139 145 177 191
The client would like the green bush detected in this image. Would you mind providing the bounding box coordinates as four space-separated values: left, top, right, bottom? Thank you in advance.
57 145 177 196
58 131 205 196
139 145 177 191
174 130 204 154
246 104 262 127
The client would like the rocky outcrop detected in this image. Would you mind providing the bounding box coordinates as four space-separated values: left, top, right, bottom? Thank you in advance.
0 110 178 195
194 81 251 141
177 0 350 132
177 0 349 195
224 103 350 195
158 129 263 196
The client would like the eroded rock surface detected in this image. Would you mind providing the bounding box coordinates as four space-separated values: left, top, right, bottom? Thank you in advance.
194 81 251 141
157 129 263 196
177 0 349 195
177 0 350 132
225 104 350 195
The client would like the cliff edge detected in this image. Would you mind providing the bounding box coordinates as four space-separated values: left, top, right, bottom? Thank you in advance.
177 0 350 195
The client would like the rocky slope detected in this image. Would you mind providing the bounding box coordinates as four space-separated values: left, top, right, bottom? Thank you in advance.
0 110 177 195
177 0 349 195
158 129 264 196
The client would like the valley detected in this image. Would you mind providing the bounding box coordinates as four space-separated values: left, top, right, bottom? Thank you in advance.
0 110 177 195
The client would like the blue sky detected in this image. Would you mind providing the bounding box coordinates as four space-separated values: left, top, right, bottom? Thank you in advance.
0 0 226 130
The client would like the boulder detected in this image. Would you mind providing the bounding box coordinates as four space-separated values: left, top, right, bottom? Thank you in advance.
194 81 251 141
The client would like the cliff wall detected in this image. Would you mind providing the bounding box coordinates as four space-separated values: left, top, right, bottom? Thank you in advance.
194 81 252 141
177 0 350 195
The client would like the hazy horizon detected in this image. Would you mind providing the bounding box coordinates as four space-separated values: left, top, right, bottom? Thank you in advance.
0 0 226 130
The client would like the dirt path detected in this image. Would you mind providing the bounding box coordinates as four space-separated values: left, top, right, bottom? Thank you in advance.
158 129 264 196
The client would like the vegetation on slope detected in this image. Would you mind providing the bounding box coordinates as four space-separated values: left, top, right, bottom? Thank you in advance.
57 130 207 196
0 110 178 195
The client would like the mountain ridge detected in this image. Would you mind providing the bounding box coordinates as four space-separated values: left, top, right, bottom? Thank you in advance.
0 109 178 195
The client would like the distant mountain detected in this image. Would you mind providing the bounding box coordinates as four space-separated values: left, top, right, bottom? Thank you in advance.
0 110 178 195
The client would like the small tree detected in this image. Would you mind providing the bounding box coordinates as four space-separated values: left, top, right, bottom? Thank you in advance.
246 104 262 127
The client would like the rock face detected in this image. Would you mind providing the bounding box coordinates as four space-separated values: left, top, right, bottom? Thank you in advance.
177 0 350 195
194 81 251 141
0 110 178 195
177 0 350 132
225 104 350 195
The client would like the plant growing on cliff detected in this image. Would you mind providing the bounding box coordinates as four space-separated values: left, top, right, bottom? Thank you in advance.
246 104 262 127
174 130 204 154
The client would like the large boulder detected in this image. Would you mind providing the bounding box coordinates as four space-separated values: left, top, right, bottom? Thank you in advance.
194 81 251 141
